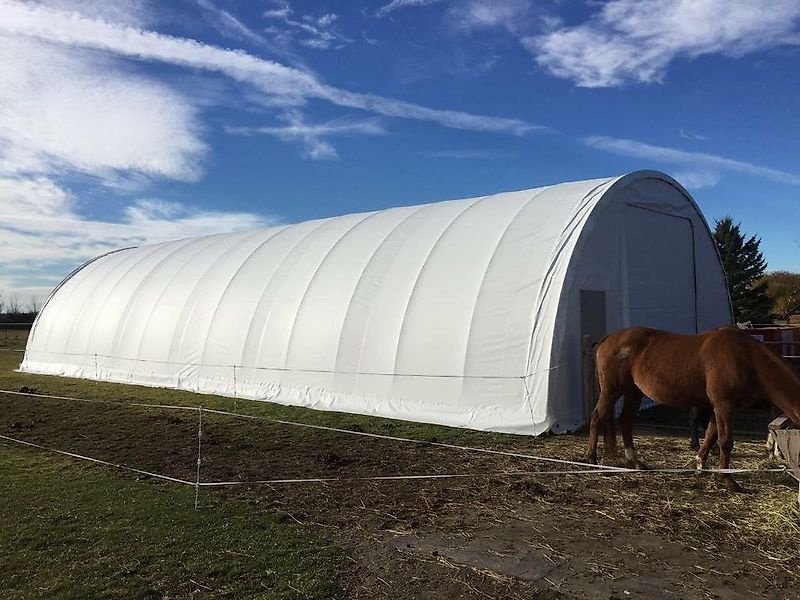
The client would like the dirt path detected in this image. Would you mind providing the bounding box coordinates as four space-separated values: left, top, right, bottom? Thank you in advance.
1 391 798 599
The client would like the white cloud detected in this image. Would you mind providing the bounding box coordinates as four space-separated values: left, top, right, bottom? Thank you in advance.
33 0 153 27
0 35 207 181
671 170 721 190
226 111 386 160
447 0 532 35
196 0 269 46
0 176 274 300
527 0 800 87
679 128 710 142
0 0 538 135
262 1 350 51
376 0 443 19
582 136 800 186
428 149 513 159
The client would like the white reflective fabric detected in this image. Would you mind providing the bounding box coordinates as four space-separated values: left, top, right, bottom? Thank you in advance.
21 171 732 434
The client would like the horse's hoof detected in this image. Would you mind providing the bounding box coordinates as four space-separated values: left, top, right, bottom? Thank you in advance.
722 477 745 493
626 460 649 470
586 454 598 465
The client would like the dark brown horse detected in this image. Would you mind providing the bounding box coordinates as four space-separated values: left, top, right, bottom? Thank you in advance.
586 326 800 491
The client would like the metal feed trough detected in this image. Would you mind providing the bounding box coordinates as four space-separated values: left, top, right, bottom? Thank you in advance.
767 417 800 506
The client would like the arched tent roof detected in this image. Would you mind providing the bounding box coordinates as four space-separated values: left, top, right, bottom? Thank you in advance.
21 170 731 434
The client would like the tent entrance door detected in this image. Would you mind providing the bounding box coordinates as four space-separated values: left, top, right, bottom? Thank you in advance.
624 204 697 333
580 290 606 425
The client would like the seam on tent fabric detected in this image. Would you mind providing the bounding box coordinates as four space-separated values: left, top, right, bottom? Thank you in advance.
391 195 488 375
194 228 290 366
460 186 556 387
18 348 567 380
524 180 611 377
39 246 147 352
163 233 264 364
106 237 214 361
137 233 261 362
283 210 384 370
247 218 349 373
334 204 431 373
194 226 291 364
26 246 133 351
155 232 253 366
76 243 174 358
520 180 613 429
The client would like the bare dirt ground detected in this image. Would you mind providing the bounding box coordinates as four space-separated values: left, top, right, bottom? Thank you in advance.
1 387 798 600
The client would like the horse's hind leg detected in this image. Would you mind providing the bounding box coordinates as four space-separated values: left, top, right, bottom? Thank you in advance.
587 389 618 464
713 404 743 493
621 391 645 469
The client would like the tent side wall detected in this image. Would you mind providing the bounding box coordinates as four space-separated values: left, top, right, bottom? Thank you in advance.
20 179 614 435
545 172 733 432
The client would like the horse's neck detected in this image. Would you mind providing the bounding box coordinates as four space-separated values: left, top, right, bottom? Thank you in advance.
757 349 800 424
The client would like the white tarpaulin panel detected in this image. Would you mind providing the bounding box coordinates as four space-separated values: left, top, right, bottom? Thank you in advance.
21 171 732 434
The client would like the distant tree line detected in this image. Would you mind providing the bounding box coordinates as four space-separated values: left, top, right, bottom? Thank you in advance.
713 216 800 324
0 293 40 324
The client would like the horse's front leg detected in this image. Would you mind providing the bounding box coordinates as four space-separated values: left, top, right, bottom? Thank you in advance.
695 416 717 471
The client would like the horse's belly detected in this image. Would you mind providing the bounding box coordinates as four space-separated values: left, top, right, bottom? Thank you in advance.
637 381 708 408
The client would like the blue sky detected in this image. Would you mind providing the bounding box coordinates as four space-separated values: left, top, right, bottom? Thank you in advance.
1 0 799 303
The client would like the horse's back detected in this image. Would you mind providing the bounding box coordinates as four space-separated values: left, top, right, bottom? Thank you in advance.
595 326 752 407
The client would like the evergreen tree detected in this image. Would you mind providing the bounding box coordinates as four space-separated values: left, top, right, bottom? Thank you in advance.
713 216 773 323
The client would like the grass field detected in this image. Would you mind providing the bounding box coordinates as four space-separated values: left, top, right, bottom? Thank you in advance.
1 335 799 599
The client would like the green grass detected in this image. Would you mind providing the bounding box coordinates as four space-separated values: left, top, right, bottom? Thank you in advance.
0 341 351 599
0 450 340 599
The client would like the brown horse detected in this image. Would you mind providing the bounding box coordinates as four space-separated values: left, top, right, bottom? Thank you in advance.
586 326 800 491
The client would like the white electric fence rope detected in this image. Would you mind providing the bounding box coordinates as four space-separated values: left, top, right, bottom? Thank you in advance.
0 433 787 491
0 433 194 485
0 388 791 479
0 387 624 472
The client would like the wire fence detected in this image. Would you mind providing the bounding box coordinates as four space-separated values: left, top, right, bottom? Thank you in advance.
0 387 795 511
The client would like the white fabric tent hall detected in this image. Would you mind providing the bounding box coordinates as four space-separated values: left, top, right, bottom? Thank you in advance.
21 170 732 435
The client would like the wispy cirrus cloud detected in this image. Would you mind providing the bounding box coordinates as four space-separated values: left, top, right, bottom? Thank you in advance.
0 0 539 136
446 0 533 35
262 1 350 50
226 112 386 160
679 128 710 142
376 0 443 19
582 135 800 187
428 149 514 160
527 0 800 87
195 0 269 47
671 170 721 190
